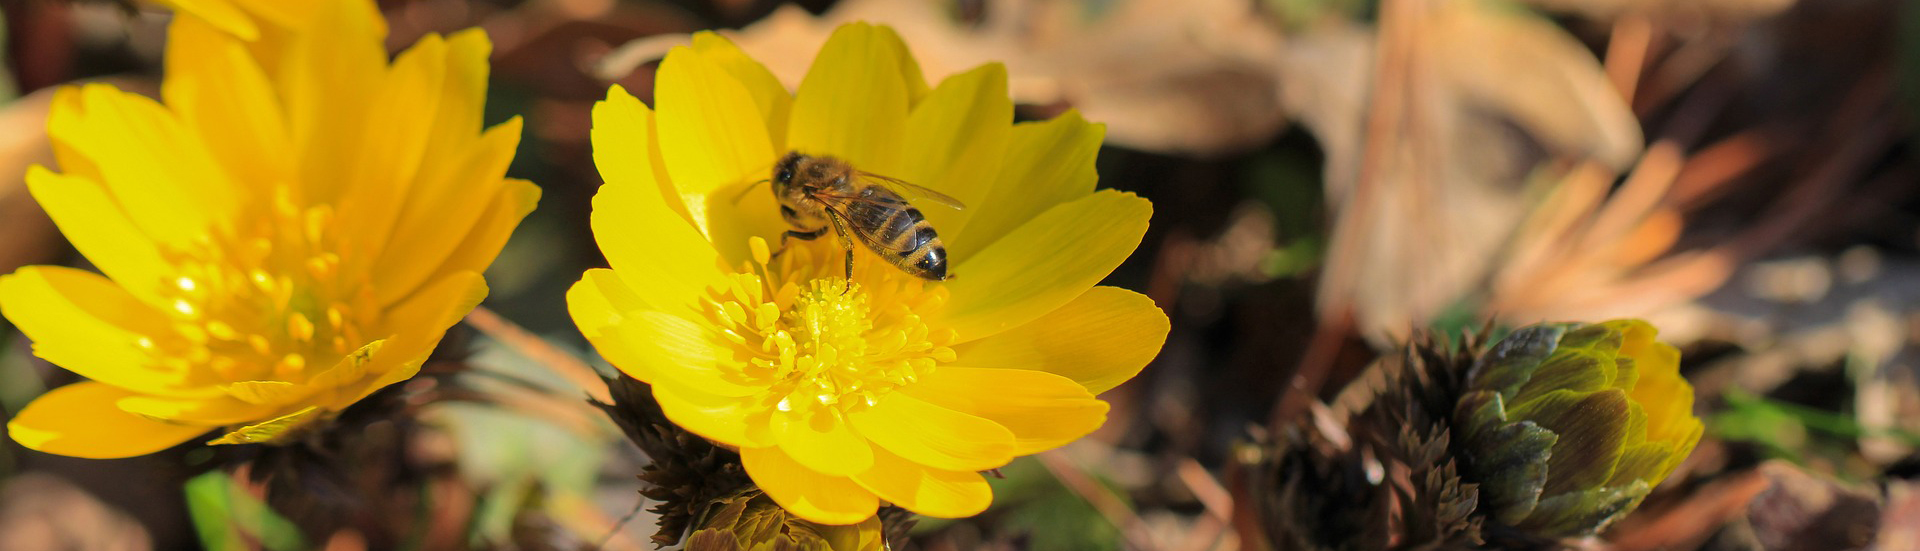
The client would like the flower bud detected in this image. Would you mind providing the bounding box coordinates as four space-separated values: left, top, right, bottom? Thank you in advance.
1453 320 1703 538
685 491 887 551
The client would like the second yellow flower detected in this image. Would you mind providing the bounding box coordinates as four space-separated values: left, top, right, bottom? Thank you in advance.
570 23 1168 523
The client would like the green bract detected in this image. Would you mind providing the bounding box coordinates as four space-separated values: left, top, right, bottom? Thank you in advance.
685 491 887 551
1453 320 1704 538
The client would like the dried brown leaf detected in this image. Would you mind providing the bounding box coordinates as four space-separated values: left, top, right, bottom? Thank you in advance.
1312 0 1644 342
0 85 68 276
1524 0 1797 21
1615 461 1882 551
1483 138 1738 328
0 473 153 551
1876 482 1920 551
1738 462 1881 551
595 0 1290 156
1607 468 1770 551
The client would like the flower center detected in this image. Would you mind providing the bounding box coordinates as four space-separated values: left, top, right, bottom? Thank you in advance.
148 190 375 387
700 238 956 413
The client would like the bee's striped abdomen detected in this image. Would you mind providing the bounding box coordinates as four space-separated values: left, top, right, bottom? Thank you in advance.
843 188 950 281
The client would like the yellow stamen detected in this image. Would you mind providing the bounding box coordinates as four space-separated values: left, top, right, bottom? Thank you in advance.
702 242 955 414
146 199 377 388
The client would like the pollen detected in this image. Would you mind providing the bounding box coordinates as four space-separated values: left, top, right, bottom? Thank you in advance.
700 243 956 414
147 190 376 395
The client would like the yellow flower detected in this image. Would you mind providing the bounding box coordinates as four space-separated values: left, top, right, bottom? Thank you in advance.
2 0 539 459
569 24 1167 524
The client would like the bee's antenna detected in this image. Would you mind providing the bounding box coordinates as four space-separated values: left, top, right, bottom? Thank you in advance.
731 179 770 204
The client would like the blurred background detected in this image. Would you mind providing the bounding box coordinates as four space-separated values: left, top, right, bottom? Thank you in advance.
2 0 1919 549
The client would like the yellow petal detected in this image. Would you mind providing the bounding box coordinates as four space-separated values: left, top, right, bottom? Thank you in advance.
653 383 772 448
375 271 489 346
231 1 350 36
375 120 528 306
153 0 258 41
385 32 505 287
21 167 170 304
380 268 489 338
653 43 777 197
306 339 388 410
280 0 386 206
162 14 291 189
45 88 99 181
690 32 793 152
1633 348 1697 445
1650 419 1704 487
0 267 207 398
1616 321 1696 447
866 25 930 106
935 191 1152 343
662 36 797 266
951 286 1166 394
7 382 210 459
1606 319 1660 359
565 268 646 340
592 85 691 219
946 111 1105 261
852 446 991 518
400 177 540 304
571 279 779 447
222 381 299 405
847 392 1014 472
786 22 910 176
47 83 235 245
589 86 726 314
600 311 761 397
116 394 275 425
905 367 1108 456
741 445 879 525
772 405 874 476
209 406 326 445
334 271 490 409
335 33 449 268
897 63 1012 243
423 29 492 155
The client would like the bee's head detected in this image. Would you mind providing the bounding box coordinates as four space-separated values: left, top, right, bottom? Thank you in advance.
773 151 807 192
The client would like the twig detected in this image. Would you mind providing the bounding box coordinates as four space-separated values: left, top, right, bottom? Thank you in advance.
1270 310 1352 428
464 306 613 404
1633 33 1735 117
591 495 651 551
1175 458 1234 551
1730 66 1897 258
1604 14 1655 105
1668 128 1778 209
1037 450 1162 551
548 492 648 551
435 387 610 440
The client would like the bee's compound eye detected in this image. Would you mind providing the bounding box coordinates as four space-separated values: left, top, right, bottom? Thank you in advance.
777 168 793 183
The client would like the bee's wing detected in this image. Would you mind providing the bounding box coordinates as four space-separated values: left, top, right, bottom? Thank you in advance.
814 193 925 255
856 171 965 210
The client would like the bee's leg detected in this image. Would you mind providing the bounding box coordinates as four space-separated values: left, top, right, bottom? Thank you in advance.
776 227 827 260
826 214 858 293
842 252 854 293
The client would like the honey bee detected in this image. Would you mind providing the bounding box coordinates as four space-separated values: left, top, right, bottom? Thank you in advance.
764 151 964 282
